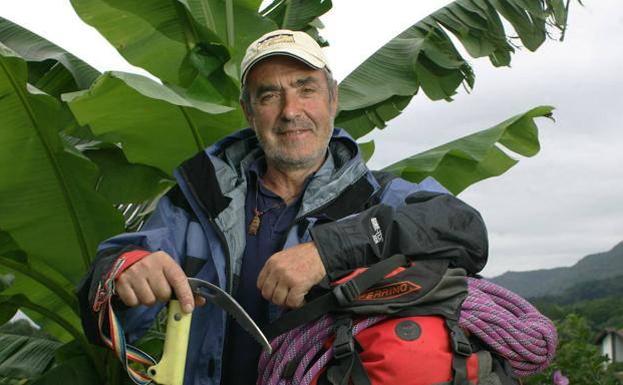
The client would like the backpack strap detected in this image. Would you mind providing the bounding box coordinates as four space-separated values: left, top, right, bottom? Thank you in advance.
322 315 371 385
446 318 472 385
264 254 409 339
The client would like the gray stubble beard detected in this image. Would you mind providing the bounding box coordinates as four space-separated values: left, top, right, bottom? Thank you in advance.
257 127 332 172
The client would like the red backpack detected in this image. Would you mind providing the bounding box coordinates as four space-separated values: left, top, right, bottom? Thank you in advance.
259 254 508 385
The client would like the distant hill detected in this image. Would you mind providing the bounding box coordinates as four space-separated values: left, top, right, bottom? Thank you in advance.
528 275 623 330
490 241 623 298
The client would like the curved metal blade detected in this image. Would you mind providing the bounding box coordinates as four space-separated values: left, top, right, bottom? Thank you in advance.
188 277 272 354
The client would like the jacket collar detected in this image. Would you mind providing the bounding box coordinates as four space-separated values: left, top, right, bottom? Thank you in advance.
175 128 380 221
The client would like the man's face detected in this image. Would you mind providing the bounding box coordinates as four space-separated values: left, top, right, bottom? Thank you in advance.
242 56 338 172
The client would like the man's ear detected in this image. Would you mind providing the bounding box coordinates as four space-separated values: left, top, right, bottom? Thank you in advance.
240 99 255 129
330 81 339 118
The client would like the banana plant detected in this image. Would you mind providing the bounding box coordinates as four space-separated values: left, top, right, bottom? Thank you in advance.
0 0 572 383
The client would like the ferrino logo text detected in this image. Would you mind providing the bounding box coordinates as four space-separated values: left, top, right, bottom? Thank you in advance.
359 281 421 301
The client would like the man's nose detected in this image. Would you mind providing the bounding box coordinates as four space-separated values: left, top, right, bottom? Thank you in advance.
280 91 303 121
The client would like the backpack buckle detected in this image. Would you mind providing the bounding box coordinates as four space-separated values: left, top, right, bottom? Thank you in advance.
333 317 354 359
452 337 472 357
449 327 472 357
333 280 360 306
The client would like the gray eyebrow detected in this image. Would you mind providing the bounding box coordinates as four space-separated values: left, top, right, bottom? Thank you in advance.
254 76 322 99
293 76 320 88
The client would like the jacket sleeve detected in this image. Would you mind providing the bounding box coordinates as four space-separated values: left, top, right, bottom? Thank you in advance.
76 192 192 345
309 178 488 281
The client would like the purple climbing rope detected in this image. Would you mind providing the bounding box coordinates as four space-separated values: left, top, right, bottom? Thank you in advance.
460 277 558 376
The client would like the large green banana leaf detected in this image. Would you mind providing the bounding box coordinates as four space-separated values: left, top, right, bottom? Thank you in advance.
65 71 246 174
0 323 105 385
0 294 79 344
0 17 99 93
69 0 332 97
0 324 61 383
0 230 79 342
336 0 567 139
0 17 177 206
262 0 331 30
81 144 174 204
0 16 101 141
336 95 413 140
0 45 124 283
261 0 332 44
0 274 11 293
183 0 277 80
71 0 275 99
383 106 552 194
29 340 107 385
0 230 125 384
70 0 217 88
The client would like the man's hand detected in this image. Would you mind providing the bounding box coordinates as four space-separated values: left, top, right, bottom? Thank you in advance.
114 251 202 313
257 242 327 308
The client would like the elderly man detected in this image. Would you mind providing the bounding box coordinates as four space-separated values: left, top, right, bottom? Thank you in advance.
78 30 487 385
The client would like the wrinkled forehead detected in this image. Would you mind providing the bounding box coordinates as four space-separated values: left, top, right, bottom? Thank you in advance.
245 55 325 89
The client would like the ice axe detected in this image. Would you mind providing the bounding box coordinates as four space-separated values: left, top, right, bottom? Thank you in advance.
95 269 271 385
146 277 272 385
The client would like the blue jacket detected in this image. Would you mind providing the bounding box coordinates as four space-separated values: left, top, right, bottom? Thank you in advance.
78 128 488 385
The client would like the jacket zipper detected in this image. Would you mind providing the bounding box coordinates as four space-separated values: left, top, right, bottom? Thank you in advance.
179 167 234 385
179 168 233 294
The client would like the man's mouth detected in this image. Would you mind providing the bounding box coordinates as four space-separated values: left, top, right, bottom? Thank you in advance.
278 129 312 137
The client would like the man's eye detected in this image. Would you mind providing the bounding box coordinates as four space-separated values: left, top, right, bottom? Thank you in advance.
301 88 317 95
260 93 279 103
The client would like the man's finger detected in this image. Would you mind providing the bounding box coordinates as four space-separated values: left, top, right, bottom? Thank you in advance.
115 281 139 307
132 279 157 307
271 282 289 307
257 263 270 290
149 272 173 303
260 275 278 302
163 263 194 313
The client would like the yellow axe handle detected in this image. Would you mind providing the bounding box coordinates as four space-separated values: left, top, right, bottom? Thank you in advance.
147 300 192 385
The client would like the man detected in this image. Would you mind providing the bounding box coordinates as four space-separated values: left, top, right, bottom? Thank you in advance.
78 29 488 385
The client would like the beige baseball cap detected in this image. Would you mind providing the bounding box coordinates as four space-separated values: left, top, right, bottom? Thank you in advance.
240 29 330 85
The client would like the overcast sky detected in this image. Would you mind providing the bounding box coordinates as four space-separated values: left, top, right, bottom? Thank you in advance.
2 0 621 277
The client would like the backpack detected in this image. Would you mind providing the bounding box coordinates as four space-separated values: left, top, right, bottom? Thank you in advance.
258 254 511 385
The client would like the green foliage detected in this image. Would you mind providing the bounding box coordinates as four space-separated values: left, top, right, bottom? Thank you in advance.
335 0 567 137
261 0 332 43
0 275 13 293
82 145 174 205
0 321 62 384
0 45 125 282
530 274 623 331
64 71 244 175
0 230 80 342
383 106 550 194
0 18 100 92
29 340 106 385
539 274 623 306
0 320 51 339
536 296 623 332
524 314 622 385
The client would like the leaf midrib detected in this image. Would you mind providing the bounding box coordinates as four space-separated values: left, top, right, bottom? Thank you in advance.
0 256 79 315
179 106 205 151
0 57 93 270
